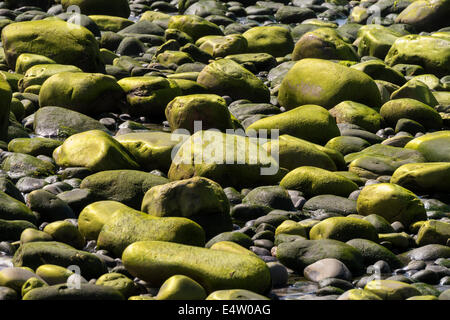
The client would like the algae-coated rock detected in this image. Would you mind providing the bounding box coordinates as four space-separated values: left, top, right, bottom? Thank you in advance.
12 241 107 280
7 137 62 157
21 277 48 297
404 131 450 162
122 241 271 294
351 60 406 86
80 170 168 210
1 20 104 72
156 275 207 300
325 136 370 156
329 101 383 133
357 183 427 227
391 162 450 193
309 217 379 243
247 105 340 145
364 280 421 300
165 94 233 133
338 288 383 300
15 53 56 74
243 26 294 57
43 221 85 250
209 241 257 257
22 283 124 300
141 176 231 239
275 220 308 238
35 264 74 285
242 185 294 211
197 59 270 103
205 232 254 249
395 0 450 32
278 59 382 110
2 153 55 180
416 220 450 246
357 25 401 59
0 219 36 241
0 267 43 293
61 0 130 18
280 166 359 198
96 273 140 298
198 34 248 58
398 244 450 264
168 15 223 41
303 195 357 216
390 80 439 107
89 15 134 32
20 228 53 244
206 289 269 300
53 130 139 172
18 64 82 92
0 190 36 224
0 78 12 142
346 239 404 269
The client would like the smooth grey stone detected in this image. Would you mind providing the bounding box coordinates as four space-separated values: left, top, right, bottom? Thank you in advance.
304 258 352 282
411 269 439 284
267 262 288 288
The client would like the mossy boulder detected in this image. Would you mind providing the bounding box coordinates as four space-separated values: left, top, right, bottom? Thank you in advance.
33 107 109 139
198 34 248 58
310 217 379 243
18 64 82 92
398 244 450 263
357 25 401 59
391 162 450 193
280 166 359 198
364 280 421 300
168 15 223 41
404 131 450 162
338 288 383 300
22 283 124 300
122 241 271 294
35 264 76 285
61 0 130 18
205 232 254 249
0 267 43 293
380 98 442 130
168 130 283 189
357 183 427 227
89 15 134 32
246 105 340 145
390 80 439 107
2 153 55 180
53 130 139 172
416 220 450 246
39 72 125 116
242 185 294 211
0 78 11 142
96 273 140 298
12 241 107 280
197 59 270 103
7 138 62 157
275 220 308 238
15 53 55 74
165 94 234 133
303 195 358 216
293 28 358 61
385 35 450 78
0 219 36 241
156 275 207 300
0 191 36 224
117 76 182 119
224 53 277 72
276 239 365 274
207 289 269 300
1 20 104 72
346 238 404 269
43 221 85 250
278 59 382 110
80 170 168 210
20 228 53 244
156 50 194 67
395 0 450 32
325 136 371 156
141 177 232 239
350 60 406 86
329 101 382 133
243 26 294 57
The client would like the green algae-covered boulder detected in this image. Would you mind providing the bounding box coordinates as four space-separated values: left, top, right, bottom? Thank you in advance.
416 220 450 246
198 34 248 58
276 239 364 275
8 137 62 157
15 53 55 74
156 50 194 67
346 239 404 269
325 135 371 156
243 26 294 57
338 288 383 300
404 131 450 162
293 28 358 61
89 15 134 32
95 273 140 298
18 64 82 93
0 190 36 223
395 0 450 32
224 53 277 72
385 35 450 78
156 275 207 300
278 59 382 110
207 289 269 300
2 153 55 180
309 217 379 243
0 267 43 293
390 80 439 107
398 244 450 263
329 101 382 133
364 280 421 300
0 219 36 241
22 283 124 300
0 78 12 142
20 228 52 245
168 130 283 189
280 166 359 198
141 177 232 239
12 241 107 280
33 106 109 138
380 98 442 130
205 232 254 249
246 105 340 145
391 162 450 193
61 0 130 18
122 241 271 294
165 94 234 133
275 220 308 238
43 221 85 250
357 183 427 227
97 207 205 256
53 130 139 172
117 76 182 119
1 20 104 73
262 135 338 172
197 59 270 103
350 60 406 87
357 25 401 59
80 170 168 210
39 72 125 116
115 132 179 172
303 195 358 216
168 15 223 41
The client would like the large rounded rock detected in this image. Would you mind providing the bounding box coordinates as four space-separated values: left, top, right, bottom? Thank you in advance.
280 166 359 198
243 26 294 57
0 79 12 142
357 183 427 227
39 72 125 116
198 34 248 58
416 220 450 246
303 258 352 282
156 275 207 300
52 130 139 172
329 101 383 133
398 244 450 263
2 153 55 180
80 170 168 210
18 64 82 93
309 217 379 243
122 241 271 294
346 239 404 269
1 20 104 73
246 105 340 145
168 15 223 41
404 131 450 162
364 280 421 300
141 177 232 239
395 0 450 32
278 59 382 110
22 283 124 300
197 59 270 103
61 0 130 18
357 25 401 59
0 191 36 224
8 138 62 157
0 219 36 241
391 162 450 193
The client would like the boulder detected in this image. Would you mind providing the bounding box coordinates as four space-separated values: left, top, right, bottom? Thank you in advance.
404 131 450 162
329 101 382 133
243 26 294 57
391 162 450 193
168 15 223 41
309 217 379 242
